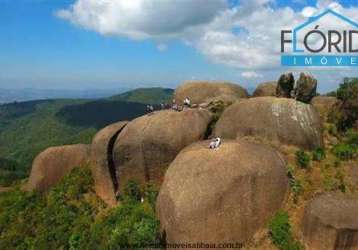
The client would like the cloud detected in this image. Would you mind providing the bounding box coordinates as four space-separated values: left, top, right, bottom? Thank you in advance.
56 0 358 90
55 0 227 40
156 43 168 52
241 71 263 79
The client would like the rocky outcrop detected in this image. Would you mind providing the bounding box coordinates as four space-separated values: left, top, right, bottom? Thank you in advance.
302 192 358 250
276 73 294 98
173 80 248 105
311 96 339 121
90 121 128 206
253 81 277 97
276 72 318 103
113 109 212 192
214 97 323 150
157 140 288 246
293 73 317 103
25 144 90 191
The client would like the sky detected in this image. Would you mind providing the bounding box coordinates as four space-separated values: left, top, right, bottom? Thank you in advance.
0 0 357 92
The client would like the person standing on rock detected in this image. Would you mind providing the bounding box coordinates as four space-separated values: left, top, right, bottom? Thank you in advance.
184 97 191 108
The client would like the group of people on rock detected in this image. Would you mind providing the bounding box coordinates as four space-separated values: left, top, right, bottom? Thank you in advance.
146 97 222 150
146 97 193 113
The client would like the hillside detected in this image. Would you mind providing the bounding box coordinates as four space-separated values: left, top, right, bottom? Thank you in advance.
0 99 97 185
0 88 127 104
0 81 356 249
0 88 172 186
109 87 174 104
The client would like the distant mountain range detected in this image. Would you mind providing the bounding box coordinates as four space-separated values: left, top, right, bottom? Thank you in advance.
0 87 174 185
0 88 129 104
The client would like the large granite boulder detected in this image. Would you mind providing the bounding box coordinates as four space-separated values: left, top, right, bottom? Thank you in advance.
214 97 323 150
253 81 277 97
157 140 288 246
25 144 90 191
90 121 128 205
173 80 248 105
276 73 294 98
293 73 317 103
302 192 358 250
113 109 212 192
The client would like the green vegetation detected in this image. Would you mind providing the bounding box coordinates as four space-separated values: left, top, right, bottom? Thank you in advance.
0 100 97 185
332 143 356 160
109 87 174 105
287 165 303 203
328 78 358 131
295 150 311 169
331 130 358 161
0 88 169 185
312 147 326 161
56 100 147 129
0 167 160 250
268 211 303 250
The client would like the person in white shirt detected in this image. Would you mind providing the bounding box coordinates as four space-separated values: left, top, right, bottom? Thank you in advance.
209 137 221 149
183 97 191 108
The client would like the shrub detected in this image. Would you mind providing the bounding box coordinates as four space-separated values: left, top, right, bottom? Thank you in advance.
336 170 346 193
123 180 142 202
296 150 311 169
268 211 303 250
346 129 358 146
312 147 326 161
328 79 358 131
328 124 338 136
286 165 302 203
0 168 161 250
332 143 357 160
144 183 159 210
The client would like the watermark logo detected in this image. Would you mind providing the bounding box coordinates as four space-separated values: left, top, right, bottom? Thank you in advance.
281 9 358 67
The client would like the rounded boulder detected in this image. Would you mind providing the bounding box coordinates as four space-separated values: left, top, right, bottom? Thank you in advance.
113 109 212 192
302 192 358 250
173 80 248 105
25 144 90 191
253 81 277 97
157 140 288 246
214 97 323 150
90 121 128 205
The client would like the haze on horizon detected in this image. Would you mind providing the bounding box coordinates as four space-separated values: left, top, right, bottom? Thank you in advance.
0 0 357 94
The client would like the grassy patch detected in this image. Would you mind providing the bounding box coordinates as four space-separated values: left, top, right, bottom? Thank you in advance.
268 211 303 250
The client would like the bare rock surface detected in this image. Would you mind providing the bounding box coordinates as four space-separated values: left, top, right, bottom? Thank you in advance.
214 97 323 150
113 109 212 192
253 81 277 97
302 192 358 250
157 140 288 247
26 144 90 191
90 121 128 205
173 80 248 105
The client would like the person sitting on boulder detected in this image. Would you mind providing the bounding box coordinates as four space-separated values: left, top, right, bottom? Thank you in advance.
172 99 180 111
209 137 221 149
183 97 191 108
